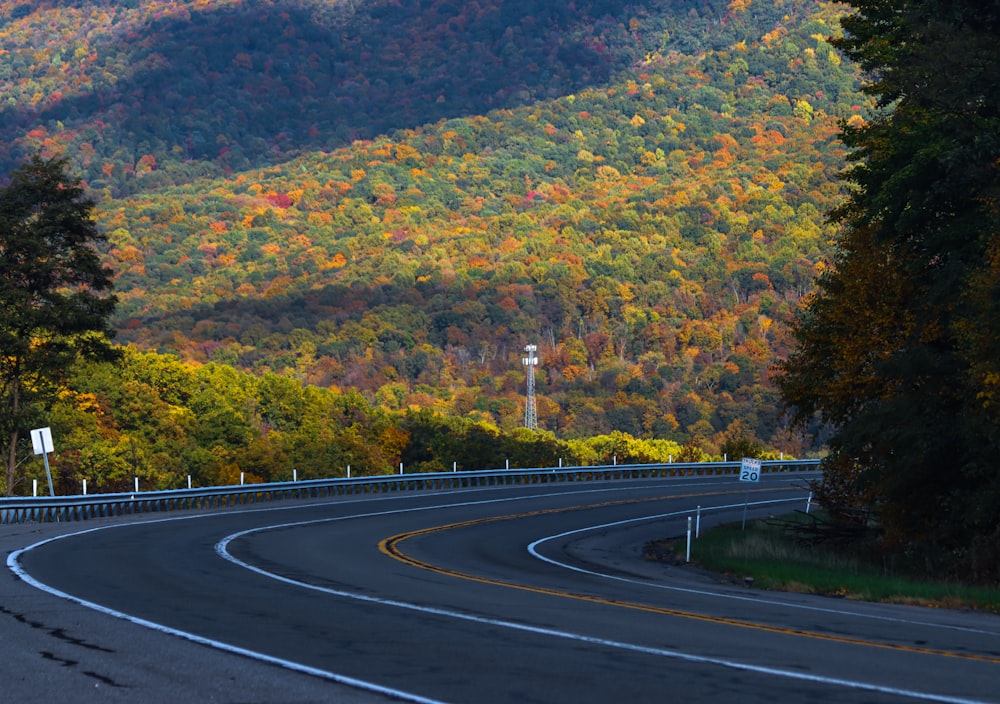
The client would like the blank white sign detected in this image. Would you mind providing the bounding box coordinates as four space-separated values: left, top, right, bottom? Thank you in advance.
30 427 54 455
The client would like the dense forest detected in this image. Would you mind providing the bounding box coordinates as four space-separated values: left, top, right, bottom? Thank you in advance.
0 0 868 489
43 347 728 494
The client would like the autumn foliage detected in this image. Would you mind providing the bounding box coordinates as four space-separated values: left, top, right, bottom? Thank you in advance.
1 0 866 478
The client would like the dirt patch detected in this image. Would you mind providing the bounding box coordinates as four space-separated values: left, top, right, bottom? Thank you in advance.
642 537 685 565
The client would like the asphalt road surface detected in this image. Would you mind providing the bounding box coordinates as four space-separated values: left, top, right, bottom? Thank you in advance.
5 474 1000 703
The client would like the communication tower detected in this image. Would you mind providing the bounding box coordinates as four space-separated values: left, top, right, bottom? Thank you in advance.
523 344 538 430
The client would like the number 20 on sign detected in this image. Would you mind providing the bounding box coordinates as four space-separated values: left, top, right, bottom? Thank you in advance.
740 457 761 482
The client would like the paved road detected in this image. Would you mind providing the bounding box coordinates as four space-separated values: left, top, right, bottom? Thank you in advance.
6 474 1000 703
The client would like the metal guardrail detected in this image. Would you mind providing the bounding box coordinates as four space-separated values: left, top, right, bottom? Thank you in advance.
0 459 820 525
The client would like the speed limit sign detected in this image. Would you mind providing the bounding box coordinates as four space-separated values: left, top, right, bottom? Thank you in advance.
740 457 761 482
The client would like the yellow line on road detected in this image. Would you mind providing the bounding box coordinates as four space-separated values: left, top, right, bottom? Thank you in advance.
378 489 1000 665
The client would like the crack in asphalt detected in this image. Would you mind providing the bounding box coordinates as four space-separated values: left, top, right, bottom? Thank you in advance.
0 604 116 652
3 603 129 687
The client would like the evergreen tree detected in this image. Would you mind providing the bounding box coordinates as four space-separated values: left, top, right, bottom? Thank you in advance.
778 1 1000 579
0 156 118 495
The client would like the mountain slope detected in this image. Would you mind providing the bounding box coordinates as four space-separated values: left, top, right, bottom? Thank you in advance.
2 0 657 191
1 0 865 453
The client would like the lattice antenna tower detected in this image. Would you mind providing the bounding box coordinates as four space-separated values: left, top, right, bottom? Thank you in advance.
523 344 538 430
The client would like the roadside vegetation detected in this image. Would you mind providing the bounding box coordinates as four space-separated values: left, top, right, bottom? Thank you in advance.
672 513 1000 614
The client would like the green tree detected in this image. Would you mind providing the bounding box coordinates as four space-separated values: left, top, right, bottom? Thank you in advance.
0 156 118 495
777 1 1000 579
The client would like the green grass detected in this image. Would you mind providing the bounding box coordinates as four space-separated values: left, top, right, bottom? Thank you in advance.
677 514 1000 613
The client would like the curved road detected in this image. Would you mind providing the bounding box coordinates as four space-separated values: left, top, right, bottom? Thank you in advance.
6 474 1000 703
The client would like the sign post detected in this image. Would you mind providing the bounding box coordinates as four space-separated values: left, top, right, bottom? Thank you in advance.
30 427 56 497
739 457 761 529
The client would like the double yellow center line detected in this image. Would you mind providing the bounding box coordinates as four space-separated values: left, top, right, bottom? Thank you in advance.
379 488 1000 664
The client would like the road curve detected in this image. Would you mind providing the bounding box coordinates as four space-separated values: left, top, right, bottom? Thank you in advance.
7 474 1000 703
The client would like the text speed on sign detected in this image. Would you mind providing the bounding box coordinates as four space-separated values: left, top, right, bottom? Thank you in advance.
740 457 761 482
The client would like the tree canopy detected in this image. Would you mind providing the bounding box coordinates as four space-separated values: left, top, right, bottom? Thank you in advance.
1 1 865 466
0 155 118 495
24 346 723 496
777 1 1000 581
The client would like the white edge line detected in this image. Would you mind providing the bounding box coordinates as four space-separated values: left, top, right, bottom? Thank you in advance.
5 480 723 704
215 497 993 704
16 478 985 704
526 500 1000 637
7 535 447 704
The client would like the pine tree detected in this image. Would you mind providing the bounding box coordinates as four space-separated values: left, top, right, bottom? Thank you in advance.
0 156 118 495
777 1 1000 579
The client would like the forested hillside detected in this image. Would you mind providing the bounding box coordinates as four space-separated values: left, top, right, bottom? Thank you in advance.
49 347 717 493
1 0 866 462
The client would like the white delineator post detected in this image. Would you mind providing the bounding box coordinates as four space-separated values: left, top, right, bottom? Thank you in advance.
686 516 693 563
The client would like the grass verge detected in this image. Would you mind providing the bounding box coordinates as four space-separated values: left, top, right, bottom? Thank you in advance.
661 513 1000 614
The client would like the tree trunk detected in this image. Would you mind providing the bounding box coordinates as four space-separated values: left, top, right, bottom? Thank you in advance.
5 429 17 497
5 378 20 496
